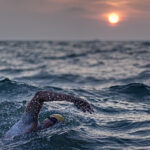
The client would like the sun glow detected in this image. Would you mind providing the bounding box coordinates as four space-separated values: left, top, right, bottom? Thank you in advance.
108 13 120 24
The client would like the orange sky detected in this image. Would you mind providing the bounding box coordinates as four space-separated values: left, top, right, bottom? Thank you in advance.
0 0 150 40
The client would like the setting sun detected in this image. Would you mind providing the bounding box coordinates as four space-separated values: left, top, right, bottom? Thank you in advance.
108 13 120 24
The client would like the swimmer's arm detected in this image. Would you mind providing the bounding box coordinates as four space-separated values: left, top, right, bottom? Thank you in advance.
26 91 94 114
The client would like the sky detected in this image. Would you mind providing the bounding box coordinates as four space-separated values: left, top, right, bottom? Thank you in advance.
0 0 150 41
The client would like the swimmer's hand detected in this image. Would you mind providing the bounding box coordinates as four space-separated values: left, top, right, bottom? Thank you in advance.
73 98 94 114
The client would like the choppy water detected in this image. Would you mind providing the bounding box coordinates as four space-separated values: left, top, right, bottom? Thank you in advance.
0 41 150 149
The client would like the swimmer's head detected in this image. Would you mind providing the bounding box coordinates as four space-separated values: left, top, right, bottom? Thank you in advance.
50 114 64 123
38 114 64 130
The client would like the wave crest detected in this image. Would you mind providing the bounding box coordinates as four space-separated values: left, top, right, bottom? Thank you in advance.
110 83 150 97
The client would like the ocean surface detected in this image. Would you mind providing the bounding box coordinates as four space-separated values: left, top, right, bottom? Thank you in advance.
0 41 150 150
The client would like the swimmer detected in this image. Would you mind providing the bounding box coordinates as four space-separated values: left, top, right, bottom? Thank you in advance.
4 91 94 139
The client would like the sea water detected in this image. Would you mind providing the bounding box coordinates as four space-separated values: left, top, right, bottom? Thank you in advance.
0 41 150 149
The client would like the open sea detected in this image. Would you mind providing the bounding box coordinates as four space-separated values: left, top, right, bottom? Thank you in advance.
0 41 150 150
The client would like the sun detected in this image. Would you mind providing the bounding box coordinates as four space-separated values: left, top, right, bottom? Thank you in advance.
108 13 120 24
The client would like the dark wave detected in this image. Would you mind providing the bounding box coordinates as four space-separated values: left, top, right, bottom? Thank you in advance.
17 73 113 86
110 83 150 98
94 105 128 114
106 120 150 132
0 78 38 99
141 41 150 47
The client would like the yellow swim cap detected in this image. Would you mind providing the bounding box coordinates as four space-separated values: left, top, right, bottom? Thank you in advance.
50 114 64 122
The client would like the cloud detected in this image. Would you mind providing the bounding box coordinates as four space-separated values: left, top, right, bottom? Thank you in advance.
0 0 149 17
